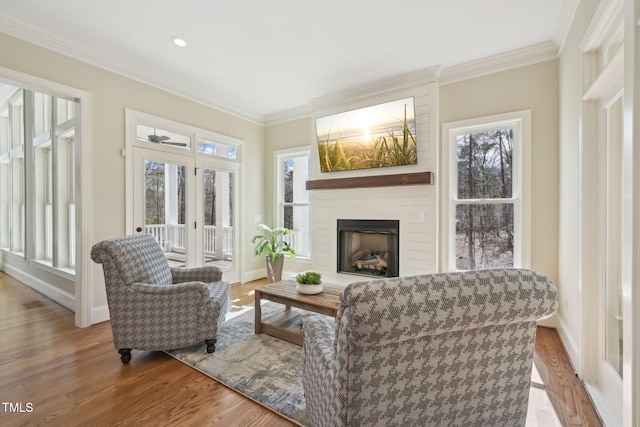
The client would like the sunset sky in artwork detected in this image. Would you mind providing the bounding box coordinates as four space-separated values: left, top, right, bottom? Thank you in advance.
316 97 415 143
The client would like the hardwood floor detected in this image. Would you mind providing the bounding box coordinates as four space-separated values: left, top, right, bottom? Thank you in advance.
0 271 603 426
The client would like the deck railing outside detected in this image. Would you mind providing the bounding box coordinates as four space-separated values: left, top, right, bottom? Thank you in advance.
144 224 233 259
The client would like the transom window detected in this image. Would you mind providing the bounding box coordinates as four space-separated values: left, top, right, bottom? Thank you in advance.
136 124 191 150
198 138 238 160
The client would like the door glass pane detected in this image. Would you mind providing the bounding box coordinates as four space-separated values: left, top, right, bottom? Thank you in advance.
605 97 623 379
455 203 514 270
144 160 187 267
202 167 234 269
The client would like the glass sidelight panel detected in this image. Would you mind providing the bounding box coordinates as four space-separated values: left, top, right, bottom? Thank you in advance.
202 167 234 269
605 97 623 379
144 160 187 266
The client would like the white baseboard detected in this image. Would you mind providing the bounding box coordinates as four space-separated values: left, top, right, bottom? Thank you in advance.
91 305 110 324
537 311 559 328
242 268 266 283
3 263 75 312
555 313 580 375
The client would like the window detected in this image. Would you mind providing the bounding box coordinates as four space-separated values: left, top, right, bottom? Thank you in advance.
41 145 53 260
0 89 25 254
0 86 77 273
136 124 191 151
441 111 530 271
198 137 238 160
276 149 310 258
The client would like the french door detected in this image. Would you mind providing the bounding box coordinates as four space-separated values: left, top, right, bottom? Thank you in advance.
132 147 239 283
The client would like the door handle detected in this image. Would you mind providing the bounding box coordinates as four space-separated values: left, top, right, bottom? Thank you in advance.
136 227 143 232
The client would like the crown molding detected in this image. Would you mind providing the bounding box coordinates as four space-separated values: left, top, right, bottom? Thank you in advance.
309 66 441 113
0 12 266 126
1 10 560 127
272 43 558 124
555 0 581 56
264 104 313 127
580 0 623 52
438 41 559 86
264 67 441 126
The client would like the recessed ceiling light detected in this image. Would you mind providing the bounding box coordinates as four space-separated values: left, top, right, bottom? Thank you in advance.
171 37 187 47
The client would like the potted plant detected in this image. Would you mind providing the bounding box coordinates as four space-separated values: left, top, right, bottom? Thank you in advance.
295 271 323 295
251 224 296 283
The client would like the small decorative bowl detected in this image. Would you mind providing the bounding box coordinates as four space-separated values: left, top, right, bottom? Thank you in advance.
296 283 323 295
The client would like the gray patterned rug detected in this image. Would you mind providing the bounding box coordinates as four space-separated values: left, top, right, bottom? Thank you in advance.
165 302 309 426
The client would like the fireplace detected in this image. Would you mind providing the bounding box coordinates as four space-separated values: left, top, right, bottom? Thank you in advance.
337 219 399 278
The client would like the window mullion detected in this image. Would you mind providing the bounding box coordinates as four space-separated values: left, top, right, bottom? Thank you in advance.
454 198 517 205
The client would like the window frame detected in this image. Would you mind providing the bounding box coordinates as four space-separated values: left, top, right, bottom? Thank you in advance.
441 110 531 271
274 147 311 259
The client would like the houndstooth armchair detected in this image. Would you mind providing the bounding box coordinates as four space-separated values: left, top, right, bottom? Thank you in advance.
302 268 558 427
91 234 230 363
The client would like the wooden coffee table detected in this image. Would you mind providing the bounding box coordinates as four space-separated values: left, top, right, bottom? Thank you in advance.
254 280 342 345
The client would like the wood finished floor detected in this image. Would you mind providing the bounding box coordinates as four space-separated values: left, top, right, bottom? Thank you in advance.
0 271 603 426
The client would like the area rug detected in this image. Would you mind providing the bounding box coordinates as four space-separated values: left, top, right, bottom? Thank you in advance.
165 302 309 426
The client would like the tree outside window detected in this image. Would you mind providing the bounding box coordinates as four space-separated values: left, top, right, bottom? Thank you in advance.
277 149 310 258
442 111 530 272
455 129 514 270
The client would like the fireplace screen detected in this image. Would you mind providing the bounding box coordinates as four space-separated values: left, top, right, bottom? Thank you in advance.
337 219 399 278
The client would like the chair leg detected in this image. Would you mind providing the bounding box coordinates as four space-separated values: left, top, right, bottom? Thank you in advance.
118 348 132 364
205 339 217 353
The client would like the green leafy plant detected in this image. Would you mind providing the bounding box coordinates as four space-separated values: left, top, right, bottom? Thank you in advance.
251 224 296 262
295 271 322 285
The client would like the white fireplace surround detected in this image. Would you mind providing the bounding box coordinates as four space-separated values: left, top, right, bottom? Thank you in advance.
307 80 438 284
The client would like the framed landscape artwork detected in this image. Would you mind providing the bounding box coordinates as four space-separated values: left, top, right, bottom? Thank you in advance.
315 97 417 173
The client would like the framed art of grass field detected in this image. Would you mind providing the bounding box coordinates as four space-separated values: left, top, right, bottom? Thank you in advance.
315 97 417 173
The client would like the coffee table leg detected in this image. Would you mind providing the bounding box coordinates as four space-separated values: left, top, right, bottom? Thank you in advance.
255 289 262 334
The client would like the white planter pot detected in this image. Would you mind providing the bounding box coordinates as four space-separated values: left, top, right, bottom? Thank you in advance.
296 283 323 295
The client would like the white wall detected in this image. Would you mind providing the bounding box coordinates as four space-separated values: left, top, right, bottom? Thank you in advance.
310 83 438 283
266 63 559 289
439 60 560 285
0 32 266 324
266 81 438 283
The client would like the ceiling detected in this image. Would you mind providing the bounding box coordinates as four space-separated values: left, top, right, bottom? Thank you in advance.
0 0 576 124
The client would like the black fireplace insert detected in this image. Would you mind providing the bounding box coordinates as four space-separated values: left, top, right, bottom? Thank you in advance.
337 219 399 278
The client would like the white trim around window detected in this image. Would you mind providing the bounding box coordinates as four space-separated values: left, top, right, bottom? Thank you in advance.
441 110 531 272
274 147 311 259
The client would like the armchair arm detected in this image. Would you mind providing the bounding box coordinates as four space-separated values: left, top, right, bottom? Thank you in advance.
302 314 339 427
302 313 335 369
171 266 222 283
129 281 209 300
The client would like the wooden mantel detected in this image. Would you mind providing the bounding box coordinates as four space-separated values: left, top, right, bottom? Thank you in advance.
306 171 433 190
